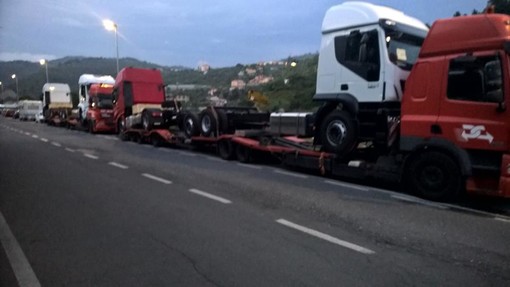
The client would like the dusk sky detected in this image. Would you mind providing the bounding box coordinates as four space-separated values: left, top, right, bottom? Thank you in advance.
0 0 488 68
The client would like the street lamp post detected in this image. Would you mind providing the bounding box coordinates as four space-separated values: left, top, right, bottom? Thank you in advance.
11 74 19 101
39 59 49 83
0 81 3 93
103 19 119 74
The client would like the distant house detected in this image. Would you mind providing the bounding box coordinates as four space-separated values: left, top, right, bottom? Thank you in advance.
245 68 257 76
198 63 210 74
248 75 274 86
230 79 246 89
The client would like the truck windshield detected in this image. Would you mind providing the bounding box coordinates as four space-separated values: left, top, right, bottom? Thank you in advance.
384 28 425 71
95 94 113 109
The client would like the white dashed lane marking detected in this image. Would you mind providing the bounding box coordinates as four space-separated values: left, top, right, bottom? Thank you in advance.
108 162 129 169
83 153 99 160
276 218 375 255
142 173 172 184
188 188 232 204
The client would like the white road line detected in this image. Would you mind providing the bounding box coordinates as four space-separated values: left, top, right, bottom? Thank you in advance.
108 162 129 169
237 163 262 170
142 173 172 184
24 132 31 136
274 169 309 179
83 153 99 160
495 217 510 223
179 151 197 157
276 219 375 255
65 148 75 153
31 135 38 139
189 188 232 204
391 195 448 210
324 180 369 191
0 211 42 287
51 142 61 147
40 138 48 142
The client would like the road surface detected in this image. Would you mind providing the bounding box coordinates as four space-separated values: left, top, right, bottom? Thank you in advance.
1 117 509 286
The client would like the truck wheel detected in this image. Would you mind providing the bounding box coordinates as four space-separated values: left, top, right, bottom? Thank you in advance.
152 134 162 147
183 113 199 138
118 119 128 141
320 110 357 156
218 140 235 160
142 110 154 131
236 144 252 163
405 151 463 202
200 109 217 137
217 110 230 135
89 120 96 134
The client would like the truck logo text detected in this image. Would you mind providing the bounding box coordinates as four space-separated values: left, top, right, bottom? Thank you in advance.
461 124 494 143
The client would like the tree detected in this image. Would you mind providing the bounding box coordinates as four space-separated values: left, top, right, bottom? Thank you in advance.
488 0 510 14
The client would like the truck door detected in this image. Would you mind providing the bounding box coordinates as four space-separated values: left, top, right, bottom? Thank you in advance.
123 81 133 117
334 28 384 102
437 52 509 152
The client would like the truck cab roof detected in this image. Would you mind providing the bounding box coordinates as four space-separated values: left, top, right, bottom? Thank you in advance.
78 74 115 85
420 13 510 58
321 1 428 34
115 67 164 85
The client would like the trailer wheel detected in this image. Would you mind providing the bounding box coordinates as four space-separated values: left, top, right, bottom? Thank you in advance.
236 144 252 163
217 110 230 134
89 120 96 134
118 119 128 141
152 134 162 147
200 109 217 137
183 113 200 138
320 110 357 156
405 151 463 202
218 140 235 160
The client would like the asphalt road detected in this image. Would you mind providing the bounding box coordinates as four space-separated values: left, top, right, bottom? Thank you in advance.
1 117 510 286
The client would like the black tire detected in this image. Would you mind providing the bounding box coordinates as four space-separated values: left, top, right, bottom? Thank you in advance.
136 134 143 144
118 119 128 141
152 134 162 147
217 140 235 160
142 110 154 131
405 151 463 202
320 110 357 156
183 113 200 138
216 110 230 135
236 144 252 163
89 120 96 134
199 109 217 137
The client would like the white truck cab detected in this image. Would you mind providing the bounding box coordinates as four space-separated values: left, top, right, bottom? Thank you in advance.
77 74 115 122
313 1 429 155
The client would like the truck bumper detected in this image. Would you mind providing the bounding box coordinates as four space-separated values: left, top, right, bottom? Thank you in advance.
94 119 116 132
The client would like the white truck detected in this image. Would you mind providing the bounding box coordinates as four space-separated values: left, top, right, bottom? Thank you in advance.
18 100 42 121
77 74 115 124
42 83 73 125
312 1 429 155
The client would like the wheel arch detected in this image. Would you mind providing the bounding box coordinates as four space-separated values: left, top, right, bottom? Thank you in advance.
401 136 472 179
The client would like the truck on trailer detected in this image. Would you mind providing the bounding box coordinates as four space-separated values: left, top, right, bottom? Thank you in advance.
18 100 42 121
83 83 115 133
77 74 115 124
41 83 72 125
184 3 510 202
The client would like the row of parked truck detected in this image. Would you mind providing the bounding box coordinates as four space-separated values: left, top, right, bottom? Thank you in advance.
36 2 510 202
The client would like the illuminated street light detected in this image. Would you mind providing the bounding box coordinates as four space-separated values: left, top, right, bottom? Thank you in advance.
39 59 49 83
11 74 19 101
103 19 119 74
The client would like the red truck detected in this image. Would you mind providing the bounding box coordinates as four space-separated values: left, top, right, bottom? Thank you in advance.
85 83 115 133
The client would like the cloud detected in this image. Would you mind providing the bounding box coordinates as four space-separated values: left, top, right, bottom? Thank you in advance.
0 52 58 62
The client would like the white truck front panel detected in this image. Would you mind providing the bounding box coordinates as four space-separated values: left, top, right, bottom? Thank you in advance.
78 74 115 120
42 83 72 107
